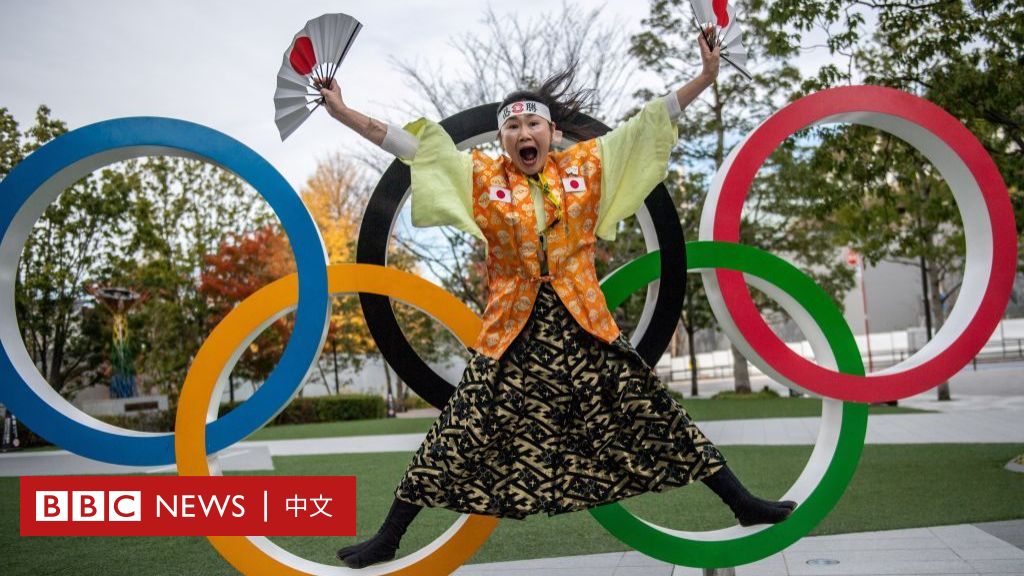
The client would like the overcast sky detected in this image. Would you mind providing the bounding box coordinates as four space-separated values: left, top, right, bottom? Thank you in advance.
0 0 677 191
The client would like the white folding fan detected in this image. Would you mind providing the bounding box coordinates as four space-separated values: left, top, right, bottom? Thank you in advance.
689 0 752 80
274 13 362 141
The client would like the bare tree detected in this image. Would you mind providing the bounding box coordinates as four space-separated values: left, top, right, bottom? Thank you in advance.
393 2 638 123
388 1 640 319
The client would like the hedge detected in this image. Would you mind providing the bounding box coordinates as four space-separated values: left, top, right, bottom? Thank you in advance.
219 394 385 424
7 394 386 450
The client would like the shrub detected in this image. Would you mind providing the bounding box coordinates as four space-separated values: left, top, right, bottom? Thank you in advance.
401 393 434 411
218 394 385 424
711 386 781 400
11 394 386 450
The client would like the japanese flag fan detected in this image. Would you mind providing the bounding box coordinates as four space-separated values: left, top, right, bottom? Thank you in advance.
689 0 752 80
274 13 362 141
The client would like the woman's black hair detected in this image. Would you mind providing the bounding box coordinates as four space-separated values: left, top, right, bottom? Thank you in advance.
499 65 602 141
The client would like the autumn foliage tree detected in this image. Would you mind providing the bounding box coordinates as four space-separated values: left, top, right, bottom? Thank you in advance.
300 153 375 395
199 152 442 407
199 153 372 400
200 224 294 401
300 153 449 407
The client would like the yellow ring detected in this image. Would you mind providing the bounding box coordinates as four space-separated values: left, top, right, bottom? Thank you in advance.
175 263 498 575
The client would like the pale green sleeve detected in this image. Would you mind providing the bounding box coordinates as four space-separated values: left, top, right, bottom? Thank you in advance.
594 99 678 241
401 118 484 241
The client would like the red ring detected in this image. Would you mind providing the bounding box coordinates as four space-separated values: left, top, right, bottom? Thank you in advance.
710 86 1016 403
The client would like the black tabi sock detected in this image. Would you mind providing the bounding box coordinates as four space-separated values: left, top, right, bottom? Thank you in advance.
702 465 797 527
337 497 423 569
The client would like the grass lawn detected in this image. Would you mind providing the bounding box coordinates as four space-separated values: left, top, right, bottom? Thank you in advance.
4 443 1022 575
245 397 927 441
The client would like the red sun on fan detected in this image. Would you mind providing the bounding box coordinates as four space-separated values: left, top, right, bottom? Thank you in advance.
274 13 363 141
289 37 316 76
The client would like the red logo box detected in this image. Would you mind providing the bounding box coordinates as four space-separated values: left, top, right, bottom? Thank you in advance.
20 476 356 536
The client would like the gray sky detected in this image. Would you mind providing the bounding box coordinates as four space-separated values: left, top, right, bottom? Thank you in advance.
1 0 668 191
6 2 932 353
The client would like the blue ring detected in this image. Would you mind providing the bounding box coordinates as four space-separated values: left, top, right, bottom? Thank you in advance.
0 117 329 466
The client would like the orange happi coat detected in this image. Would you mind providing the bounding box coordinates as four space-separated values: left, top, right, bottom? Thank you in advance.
469 139 619 359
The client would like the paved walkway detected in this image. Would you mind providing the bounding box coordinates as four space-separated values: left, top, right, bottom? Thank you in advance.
0 443 274 476
451 522 1024 575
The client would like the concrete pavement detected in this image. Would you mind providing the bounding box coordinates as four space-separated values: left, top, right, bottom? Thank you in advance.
450 522 1024 576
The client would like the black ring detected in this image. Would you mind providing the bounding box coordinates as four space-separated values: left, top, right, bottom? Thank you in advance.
356 103 685 409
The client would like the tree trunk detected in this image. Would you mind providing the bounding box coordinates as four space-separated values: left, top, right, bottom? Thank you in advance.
929 267 951 401
39 325 50 389
382 361 395 417
395 377 407 413
731 344 751 394
670 319 682 358
915 180 950 402
688 324 699 397
683 293 699 397
331 337 341 395
48 324 66 394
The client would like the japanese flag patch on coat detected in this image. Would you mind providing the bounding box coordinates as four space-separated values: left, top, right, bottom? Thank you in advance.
488 186 513 203
561 176 586 193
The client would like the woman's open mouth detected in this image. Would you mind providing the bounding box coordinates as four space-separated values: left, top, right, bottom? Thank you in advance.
518 145 539 168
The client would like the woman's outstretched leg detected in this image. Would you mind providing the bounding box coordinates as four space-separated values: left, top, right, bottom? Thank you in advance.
702 465 797 526
336 497 422 568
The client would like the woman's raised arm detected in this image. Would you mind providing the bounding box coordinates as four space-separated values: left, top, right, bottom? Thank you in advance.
667 27 721 118
318 79 418 158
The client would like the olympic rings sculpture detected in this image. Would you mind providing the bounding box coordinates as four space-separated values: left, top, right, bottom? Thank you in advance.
0 85 1015 574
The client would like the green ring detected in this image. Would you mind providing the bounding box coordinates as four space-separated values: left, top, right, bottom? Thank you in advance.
593 241 868 568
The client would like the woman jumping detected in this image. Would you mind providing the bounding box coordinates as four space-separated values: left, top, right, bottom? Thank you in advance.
318 29 795 569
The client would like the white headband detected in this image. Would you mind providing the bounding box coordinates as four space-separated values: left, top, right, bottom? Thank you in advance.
497 100 552 128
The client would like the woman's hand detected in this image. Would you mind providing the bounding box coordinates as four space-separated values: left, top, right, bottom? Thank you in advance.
316 78 346 119
669 26 720 112
314 78 387 146
698 25 721 82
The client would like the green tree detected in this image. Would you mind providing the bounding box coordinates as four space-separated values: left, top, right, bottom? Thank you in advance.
631 0 853 393
4 104 276 402
98 156 272 398
763 0 1024 399
4 106 130 397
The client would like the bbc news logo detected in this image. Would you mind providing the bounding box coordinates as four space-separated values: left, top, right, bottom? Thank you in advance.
21 476 355 536
36 491 141 522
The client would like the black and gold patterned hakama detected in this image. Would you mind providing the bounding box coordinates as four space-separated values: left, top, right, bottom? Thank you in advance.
394 282 726 519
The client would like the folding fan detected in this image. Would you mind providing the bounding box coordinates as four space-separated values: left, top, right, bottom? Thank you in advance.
689 0 752 80
274 13 362 141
